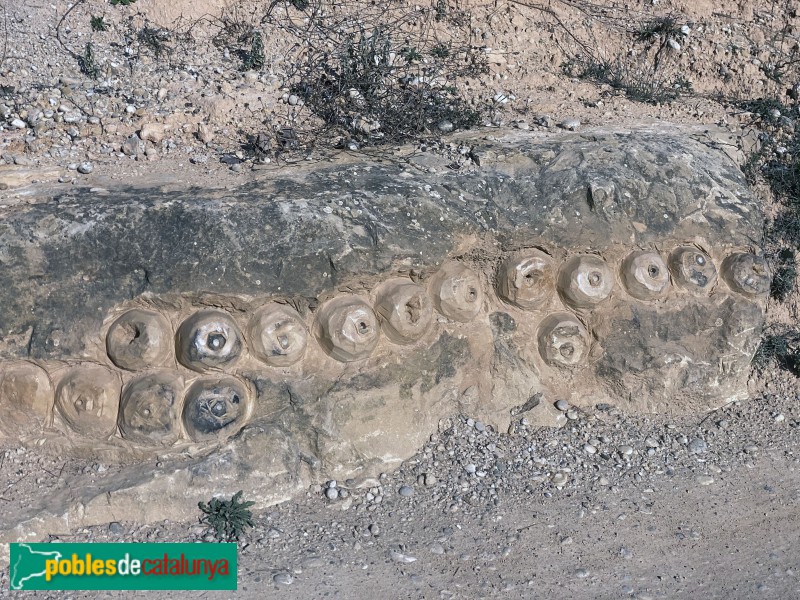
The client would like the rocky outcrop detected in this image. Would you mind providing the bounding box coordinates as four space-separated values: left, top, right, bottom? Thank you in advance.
0 126 768 542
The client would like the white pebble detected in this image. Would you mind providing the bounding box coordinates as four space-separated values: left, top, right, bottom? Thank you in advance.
696 475 714 486
10 118 26 129
559 118 580 131
667 39 681 52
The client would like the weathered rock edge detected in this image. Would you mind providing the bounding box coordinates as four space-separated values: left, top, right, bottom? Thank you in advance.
0 127 767 548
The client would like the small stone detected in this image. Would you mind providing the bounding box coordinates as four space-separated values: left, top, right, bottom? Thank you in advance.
645 437 659 448
474 421 486 432
575 568 590 578
619 445 634 456
108 522 124 535
696 475 714 486
566 408 579 420
680 25 691 36
559 118 580 131
325 487 338 500
429 543 445 555
688 438 708 455
368 523 380 536
437 120 454 133
77 162 93 174
197 123 214 144
273 572 294 585
10 118 26 129
398 485 414 497
125 105 136 114
584 443 597 455
465 464 477 474
139 123 165 144
390 550 417 563
667 39 681 52
744 444 759 454
287 94 299 106
157 88 168 102
775 414 785 423
552 472 568 487
555 399 570 411
423 473 437 486
122 135 140 156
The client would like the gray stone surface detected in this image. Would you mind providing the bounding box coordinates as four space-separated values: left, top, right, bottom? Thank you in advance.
0 126 769 540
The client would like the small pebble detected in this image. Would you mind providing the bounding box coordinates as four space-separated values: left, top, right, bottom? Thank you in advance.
398 485 414 497
325 487 338 500
744 444 759 454
667 39 681 51
688 438 708 455
77 162 93 174
273 572 294 585
287 94 299 106
566 409 579 420
10 118 26 129
584 443 597 455
555 399 570 412
645 438 659 448
559 118 580 131
575 568 590 579
552 472 568 487
465 464 477 474
696 475 715 486
108 522 124 535
437 120 454 133
619 445 634 456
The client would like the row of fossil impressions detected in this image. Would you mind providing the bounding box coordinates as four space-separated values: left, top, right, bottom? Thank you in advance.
0 245 769 447
104 246 769 373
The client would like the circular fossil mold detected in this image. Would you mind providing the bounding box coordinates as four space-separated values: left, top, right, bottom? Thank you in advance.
118 372 183 446
496 249 555 309
176 310 243 373
375 279 434 344
106 309 172 371
55 366 121 438
181 376 252 442
557 255 614 308
428 262 483 322
248 303 308 367
0 361 53 436
721 252 771 297
669 246 717 294
537 313 591 368
316 296 381 362
621 251 670 300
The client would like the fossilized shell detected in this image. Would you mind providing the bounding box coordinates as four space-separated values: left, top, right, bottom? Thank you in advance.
316 296 380 362
375 279 434 344
176 310 243 373
55 366 121 438
118 372 183 446
557 255 614 308
106 309 172 371
669 246 717 294
428 262 483 322
721 252 771 297
182 376 252 442
248 303 308 367
0 361 53 436
621 251 670 300
496 249 555 309
537 313 591 368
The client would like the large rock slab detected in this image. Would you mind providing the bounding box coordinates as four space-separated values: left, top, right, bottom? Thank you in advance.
0 126 768 543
